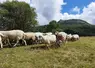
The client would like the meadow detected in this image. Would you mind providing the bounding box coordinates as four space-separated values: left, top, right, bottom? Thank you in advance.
0 37 95 68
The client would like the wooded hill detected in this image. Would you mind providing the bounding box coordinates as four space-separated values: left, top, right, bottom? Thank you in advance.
34 19 95 36
58 19 95 36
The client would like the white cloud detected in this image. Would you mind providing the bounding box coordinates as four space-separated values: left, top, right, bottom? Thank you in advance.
31 1 95 25
0 0 6 3
37 13 48 25
72 6 80 14
31 0 66 25
62 13 81 20
81 2 95 24
62 2 95 24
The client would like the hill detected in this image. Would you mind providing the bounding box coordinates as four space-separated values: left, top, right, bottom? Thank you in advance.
58 19 95 36
58 19 90 26
31 19 95 36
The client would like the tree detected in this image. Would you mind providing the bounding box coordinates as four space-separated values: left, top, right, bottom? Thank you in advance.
0 1 38 31
46 20 61 32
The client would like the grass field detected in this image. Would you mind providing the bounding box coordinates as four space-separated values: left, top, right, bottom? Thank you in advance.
0 37 95 68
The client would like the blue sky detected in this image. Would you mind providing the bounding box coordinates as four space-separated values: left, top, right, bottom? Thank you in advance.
61 0 95 14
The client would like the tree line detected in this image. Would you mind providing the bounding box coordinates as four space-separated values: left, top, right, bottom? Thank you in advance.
34 19 95 36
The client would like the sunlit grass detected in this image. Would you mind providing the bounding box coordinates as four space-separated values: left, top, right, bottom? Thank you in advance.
0 37 95 68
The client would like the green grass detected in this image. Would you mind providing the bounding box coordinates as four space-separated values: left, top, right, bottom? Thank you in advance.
0 37 95 68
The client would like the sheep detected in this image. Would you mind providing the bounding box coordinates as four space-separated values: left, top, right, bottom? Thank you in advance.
41 34 57 48
0 30 27 47
66 34 73 41
0 31 11 47
41 34 63 48
24 32 36 44
55 31 67 43
71 34 79 41
34 32 44 44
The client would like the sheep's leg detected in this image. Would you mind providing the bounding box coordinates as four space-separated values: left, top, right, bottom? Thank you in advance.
63 40 66 45
56 41 61 48
22 39 27 46
65 40 68 43
35 40 37 44
46 41 50 49
46 44 50 49
7 39 12 47
13 40 19 47
0 41 3 48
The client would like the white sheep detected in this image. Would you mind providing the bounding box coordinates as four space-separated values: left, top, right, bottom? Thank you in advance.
55 31 67 43
34 32 44 44
66 34 73 41
41 34 64 48
71 34 79 41
0 30 27 47
24 32 36 44
41 34 57 48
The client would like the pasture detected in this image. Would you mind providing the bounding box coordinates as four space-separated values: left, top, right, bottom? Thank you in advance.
0 37 95 68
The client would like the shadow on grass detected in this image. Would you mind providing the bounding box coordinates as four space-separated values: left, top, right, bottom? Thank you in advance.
30 44 61 50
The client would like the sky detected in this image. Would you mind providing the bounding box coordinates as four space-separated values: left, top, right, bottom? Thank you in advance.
0 0 95 25
62 0 95 14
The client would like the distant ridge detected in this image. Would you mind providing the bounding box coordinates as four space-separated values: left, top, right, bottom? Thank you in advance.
58 19 90 25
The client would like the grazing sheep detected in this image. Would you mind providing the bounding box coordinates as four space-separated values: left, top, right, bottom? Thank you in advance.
41 34 57 48
71 34 79 41
55 31 67 43
24 32 36 44
66 34 73 41
41 34 63 48
0 30 27 47
35 32 44 44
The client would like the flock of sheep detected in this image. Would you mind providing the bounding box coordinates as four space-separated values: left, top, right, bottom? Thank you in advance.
0 30 79 49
